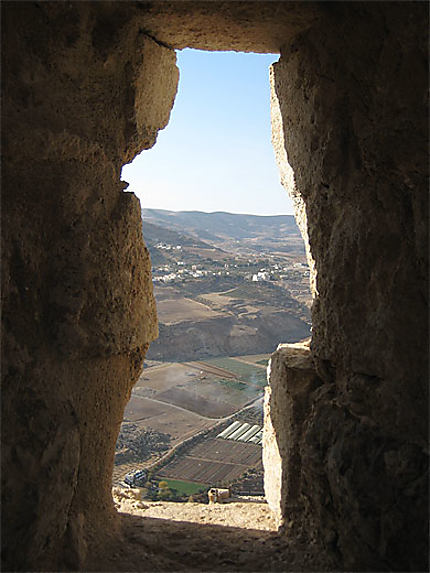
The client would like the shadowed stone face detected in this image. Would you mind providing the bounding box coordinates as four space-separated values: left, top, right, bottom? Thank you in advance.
2 2 428 571
2 3 176 569
265 4 428 570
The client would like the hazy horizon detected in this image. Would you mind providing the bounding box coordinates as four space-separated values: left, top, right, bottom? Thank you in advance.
122 50 295 217
142 206 296 218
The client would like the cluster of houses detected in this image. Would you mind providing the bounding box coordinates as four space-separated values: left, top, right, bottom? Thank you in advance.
154 243 182 251
251 271 271 282
151 243 310 286
152 267 229 283
251 262 308 283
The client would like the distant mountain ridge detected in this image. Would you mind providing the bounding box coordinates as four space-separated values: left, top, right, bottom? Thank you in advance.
142 208 301 250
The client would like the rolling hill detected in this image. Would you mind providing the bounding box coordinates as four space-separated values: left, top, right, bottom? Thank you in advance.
141 208 311 361
142 208 303 255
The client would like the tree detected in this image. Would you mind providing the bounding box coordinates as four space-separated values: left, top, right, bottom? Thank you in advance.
158 488 172 500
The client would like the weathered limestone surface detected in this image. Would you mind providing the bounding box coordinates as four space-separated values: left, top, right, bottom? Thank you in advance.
270 71 317 298
2 3 177 570
268 3 428 571
133 1 320 53
263 342 321 527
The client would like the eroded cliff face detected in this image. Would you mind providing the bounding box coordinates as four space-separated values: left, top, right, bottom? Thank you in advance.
1 3 177 569
266 4 428 571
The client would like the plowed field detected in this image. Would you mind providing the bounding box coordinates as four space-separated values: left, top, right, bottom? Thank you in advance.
158 438 262 484
158 457 249 483
157 298 223 325
123 396 218 443
156 387 236 418
188 439 262 465
199 358 267 388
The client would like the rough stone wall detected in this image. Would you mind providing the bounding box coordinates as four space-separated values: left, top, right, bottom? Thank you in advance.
1 3 178 570
133 1 320 53
270 82 317 298
268 4 428 571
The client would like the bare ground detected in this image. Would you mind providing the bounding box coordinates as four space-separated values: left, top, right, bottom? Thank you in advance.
85 489 332 572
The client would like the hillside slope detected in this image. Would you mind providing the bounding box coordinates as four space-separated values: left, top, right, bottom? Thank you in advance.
142 208 300 240
142 208 311 361
142 208 304 255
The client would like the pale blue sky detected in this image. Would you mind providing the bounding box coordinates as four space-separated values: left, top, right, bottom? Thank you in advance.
121 49 294 216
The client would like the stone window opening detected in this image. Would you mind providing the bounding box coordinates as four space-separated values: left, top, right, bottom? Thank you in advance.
113 48 313 524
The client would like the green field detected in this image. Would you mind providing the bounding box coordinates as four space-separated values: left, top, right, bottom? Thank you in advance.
160 478 208 496
183 378 258 408
204 357 267 388
216 378 250 392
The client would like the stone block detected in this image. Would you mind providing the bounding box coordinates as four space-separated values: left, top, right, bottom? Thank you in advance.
263 341 321 527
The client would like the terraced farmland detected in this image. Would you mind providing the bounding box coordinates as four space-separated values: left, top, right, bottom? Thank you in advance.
156 297 223 325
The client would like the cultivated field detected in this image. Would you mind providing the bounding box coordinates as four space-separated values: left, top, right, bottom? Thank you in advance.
132 360 260 414
117 355 267 483
184 378 259 408
156 387 236 418
202 357 267 388
189 438 262 465
156 297 223 325
123 395 219 444
161 478 208 496
135 362 196 392
158 438 262 484
233 354 270 367
184 361 237 379
159 458 248 484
